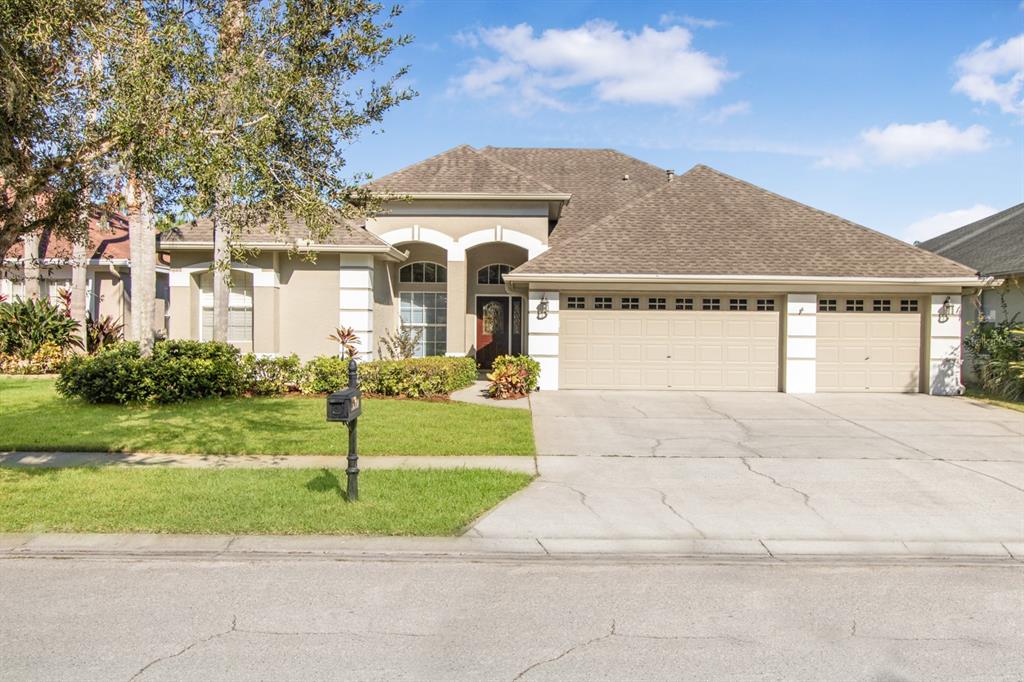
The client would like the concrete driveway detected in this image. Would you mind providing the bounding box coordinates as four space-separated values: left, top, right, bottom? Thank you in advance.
471 392 1024 551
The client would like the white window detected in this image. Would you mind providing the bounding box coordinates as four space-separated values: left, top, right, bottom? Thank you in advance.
819 299 837 312
900 299 919 313
566 296 586 310
873 299 892 312
648 297 666 310
200 271 253 343
756 299 775 312
477 264 511 285
729 298 748 311
675 297 694 310
846 299 864 312
702 298 721 311
594 296 612 310
620 297 639 310
399 262 446 283
400 292 447 356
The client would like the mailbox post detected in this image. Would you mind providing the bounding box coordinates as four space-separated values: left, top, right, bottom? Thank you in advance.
326 359 362 501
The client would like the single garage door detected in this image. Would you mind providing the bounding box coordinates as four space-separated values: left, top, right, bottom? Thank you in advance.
816 296 922 392
559 295 780 390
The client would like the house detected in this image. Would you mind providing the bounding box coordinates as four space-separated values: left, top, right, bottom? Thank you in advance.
162 145 984 395
919 203 1024 326
1 212 170 332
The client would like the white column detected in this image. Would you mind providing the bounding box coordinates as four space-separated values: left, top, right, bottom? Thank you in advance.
785 293 816 393
528 290 559 390
929 294 963 395
340 254 375 360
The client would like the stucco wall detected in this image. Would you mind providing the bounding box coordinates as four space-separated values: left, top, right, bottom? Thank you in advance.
277 253 340 359
367 200 551 246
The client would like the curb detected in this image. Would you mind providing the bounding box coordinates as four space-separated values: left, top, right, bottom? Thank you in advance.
1 534 1021 564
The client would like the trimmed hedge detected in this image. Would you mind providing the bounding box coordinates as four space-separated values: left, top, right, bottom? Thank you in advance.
57 340 479 404
303 356 477 398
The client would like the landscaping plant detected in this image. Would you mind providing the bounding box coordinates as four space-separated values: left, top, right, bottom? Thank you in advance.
241 354 304 396
302 355 476 398
377 326 422 360
963 315 1024 401
486 355 541 400
86 315 125 353
0 298 83 360
327 326 362 359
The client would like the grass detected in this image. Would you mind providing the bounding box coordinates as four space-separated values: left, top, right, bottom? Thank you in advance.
963 388 1024 414
0 467 532 535
0 377 535 456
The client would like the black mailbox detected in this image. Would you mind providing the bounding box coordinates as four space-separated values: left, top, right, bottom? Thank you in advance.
326 387 361 423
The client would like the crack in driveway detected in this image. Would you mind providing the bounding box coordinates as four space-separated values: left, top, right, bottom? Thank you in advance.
939 460 1024 495
546 481 603 519
644 487 707 538
740 458 828 522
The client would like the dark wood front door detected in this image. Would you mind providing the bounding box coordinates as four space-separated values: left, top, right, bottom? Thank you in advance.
476 296 509 369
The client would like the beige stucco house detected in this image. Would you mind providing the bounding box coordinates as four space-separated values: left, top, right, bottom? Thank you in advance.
163 145 986 395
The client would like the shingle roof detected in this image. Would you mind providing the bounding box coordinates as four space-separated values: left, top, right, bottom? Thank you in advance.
478 147 668 244
8 212 132 261
513 164 978 279
918 203 1024 277
369 144 564 196
162 214 390 249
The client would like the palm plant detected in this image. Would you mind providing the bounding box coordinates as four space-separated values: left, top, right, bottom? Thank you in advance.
327 326 362 359
0 299 84 357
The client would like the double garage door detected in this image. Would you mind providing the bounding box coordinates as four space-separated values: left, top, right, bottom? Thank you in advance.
558 294 924 392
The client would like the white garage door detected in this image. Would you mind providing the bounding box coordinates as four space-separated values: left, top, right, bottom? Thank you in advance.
559 295 780 390
816 296 922 393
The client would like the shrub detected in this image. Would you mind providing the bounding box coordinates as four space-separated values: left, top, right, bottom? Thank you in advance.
377 326 422 360
57 343 153 403
0 298 83 358
301 355 477 398
57 340 244 404
964 317 1024 400
0 342 68 374
486 355 541 399
241 354 304 395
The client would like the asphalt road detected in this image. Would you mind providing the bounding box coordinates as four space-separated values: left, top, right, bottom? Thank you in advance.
2 555 1022 681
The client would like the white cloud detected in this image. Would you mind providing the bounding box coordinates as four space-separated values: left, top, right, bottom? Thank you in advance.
904 204 998 243
952 34 1024 115
701 100 750 124
818 120 992 168
659 13 723 29
453 20 733 109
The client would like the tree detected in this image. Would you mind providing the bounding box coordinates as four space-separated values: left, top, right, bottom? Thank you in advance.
0 0 122 257
178 0 414 341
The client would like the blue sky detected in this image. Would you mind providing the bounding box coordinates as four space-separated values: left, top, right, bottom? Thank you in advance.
344 0 1023 243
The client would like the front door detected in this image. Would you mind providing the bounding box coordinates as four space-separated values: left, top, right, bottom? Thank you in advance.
476 296 510 369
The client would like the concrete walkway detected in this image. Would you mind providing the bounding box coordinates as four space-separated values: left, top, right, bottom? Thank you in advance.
0 451 536 473
450 380 531 409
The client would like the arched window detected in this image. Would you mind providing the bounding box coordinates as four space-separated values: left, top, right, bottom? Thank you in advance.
399 262 447 283
199 270 253 343
477 263 512 285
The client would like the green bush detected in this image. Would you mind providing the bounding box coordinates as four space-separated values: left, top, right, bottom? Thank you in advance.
301 355 477 398
0 298 83 358
964 317 1024 400
487 355 540 399
241 354 304 395
57 343 153 403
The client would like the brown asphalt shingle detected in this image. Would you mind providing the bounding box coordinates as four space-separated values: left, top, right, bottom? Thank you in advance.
369 144 564 196
479 147 668 244
513 165 979 279
162 215 390 248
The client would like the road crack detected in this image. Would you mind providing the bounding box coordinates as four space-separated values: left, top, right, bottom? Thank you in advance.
129 615 238 681
513 621 617 681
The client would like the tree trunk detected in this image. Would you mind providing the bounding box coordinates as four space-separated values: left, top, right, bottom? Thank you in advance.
135 187 156 356
123 174 142 343
210 0 247 344
70 234 89 351
22 232 40 300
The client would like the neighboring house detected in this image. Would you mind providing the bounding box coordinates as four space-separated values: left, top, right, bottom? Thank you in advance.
919 203 1024 325
1 212 171 333
162 145 984 395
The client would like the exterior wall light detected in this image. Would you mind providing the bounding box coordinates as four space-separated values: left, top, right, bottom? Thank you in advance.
536 295 549 320
938 296 954 323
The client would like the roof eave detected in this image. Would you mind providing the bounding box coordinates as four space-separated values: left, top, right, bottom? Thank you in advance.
380 192 572 202
504 272 987 287
161 241 407 261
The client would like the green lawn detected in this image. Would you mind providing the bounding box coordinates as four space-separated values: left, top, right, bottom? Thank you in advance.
0 467 531 535
963 389 1024 414
0 377 535 456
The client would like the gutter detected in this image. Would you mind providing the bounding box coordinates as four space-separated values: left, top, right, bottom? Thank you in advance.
503 272 988 287
386 192 572 202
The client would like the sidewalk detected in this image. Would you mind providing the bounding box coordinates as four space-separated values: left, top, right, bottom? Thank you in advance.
0 451 536 473
1 532 1021 562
